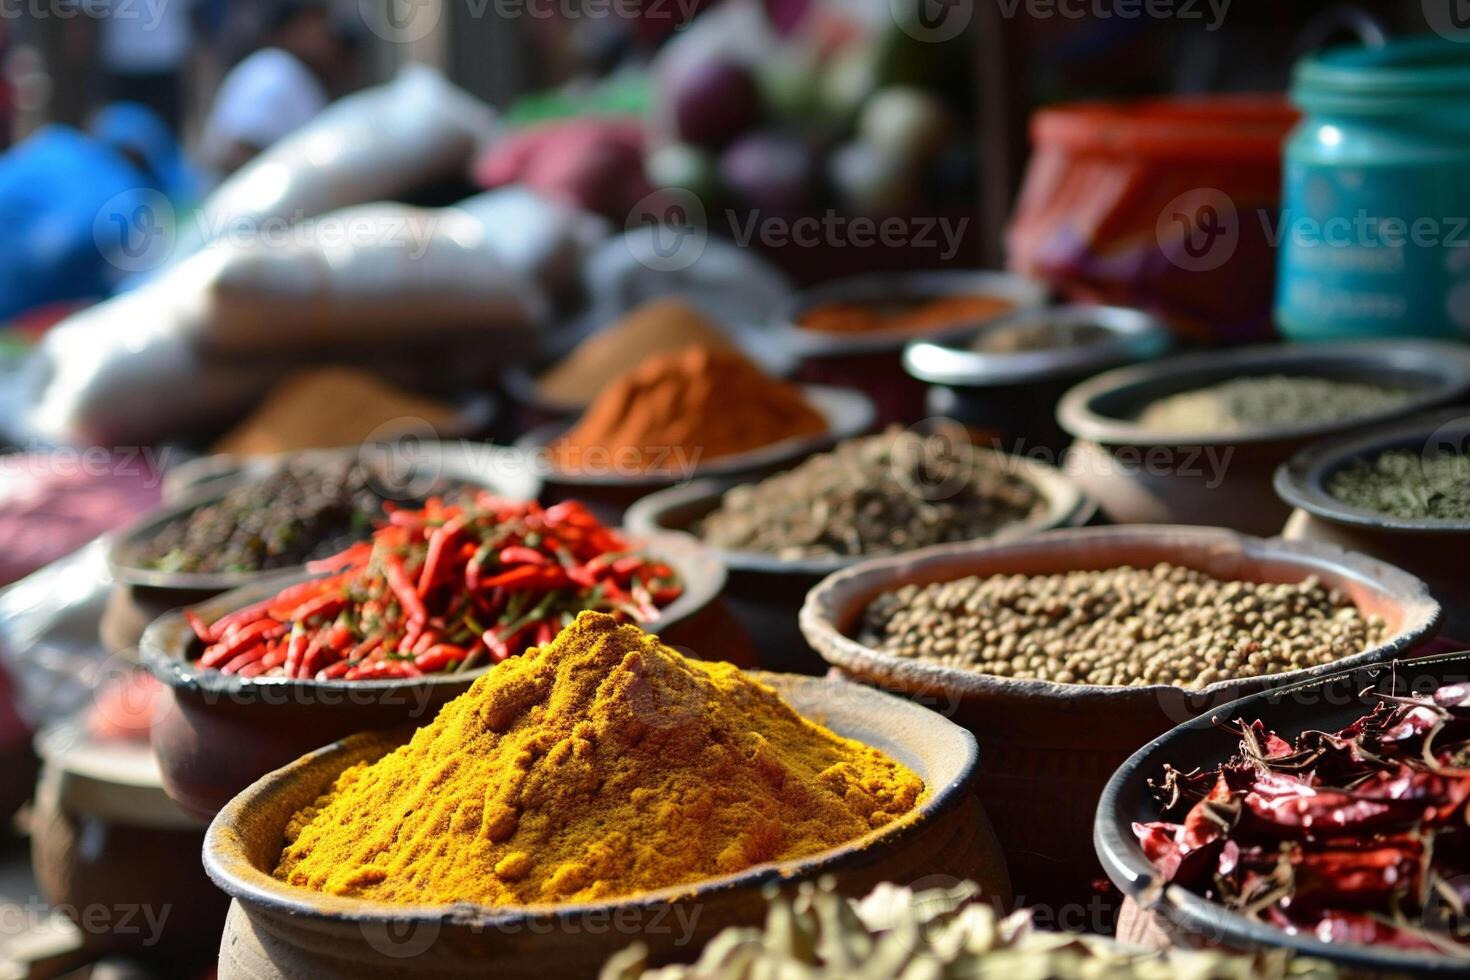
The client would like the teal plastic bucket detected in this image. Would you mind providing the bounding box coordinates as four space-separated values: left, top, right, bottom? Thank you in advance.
1277 35 1470 341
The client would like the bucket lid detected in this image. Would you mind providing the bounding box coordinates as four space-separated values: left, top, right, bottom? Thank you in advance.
1031 96 1296 162
1293 34 1470 114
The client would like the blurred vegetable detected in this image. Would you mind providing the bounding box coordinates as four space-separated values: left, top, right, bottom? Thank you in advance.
719 131 816 211
669 58 762 149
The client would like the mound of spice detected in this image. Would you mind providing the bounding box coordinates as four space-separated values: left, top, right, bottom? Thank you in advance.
1327 448 1470 521
131 457 405 575
1137 684 1470 953
187 497 680 680
1137 376 1411 435
274 613 924 905
535 299 736 410
215 367 457 455
552 346 827 474
859 563 1384 688
798 294 1014 336
699 428 1044 559
972 318 1110 354
602 879 1334 980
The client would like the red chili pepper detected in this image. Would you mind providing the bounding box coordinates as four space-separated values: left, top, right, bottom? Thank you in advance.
417 517 466 596
387 556 427 623
185 610 213 644
220 644 268 675
477 565 570 591
499 546 550 567
306 541 373 573
318 660 354 680
283 627 308 679
200 619 280 669
414 644 466 673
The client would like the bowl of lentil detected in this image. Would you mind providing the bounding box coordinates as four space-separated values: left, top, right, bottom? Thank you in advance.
1277 409 1470 641
799 524 1440 912
141 512 726 820
1056 341 1470 535
780 270 1049 425
625 426 1094 672
1096 649 1470 974
903 304 1172 455
202 617 1007 980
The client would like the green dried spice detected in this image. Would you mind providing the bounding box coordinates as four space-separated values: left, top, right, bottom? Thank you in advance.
599 879 1337 979
1326 449 1470 521
1137 376 1411 435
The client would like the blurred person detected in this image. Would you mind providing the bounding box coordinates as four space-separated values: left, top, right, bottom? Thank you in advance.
95 0 195 131
199 0 356 175
0 102 189 323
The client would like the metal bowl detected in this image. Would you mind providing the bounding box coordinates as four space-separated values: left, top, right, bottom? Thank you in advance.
140 528 725 819
1056 341 1470 533
203 672 1007 980
1096 650 1470 975
799 524 1441 911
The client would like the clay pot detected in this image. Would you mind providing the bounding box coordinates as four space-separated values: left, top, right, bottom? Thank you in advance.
517 384 876 525
623 447 1094 673
203 673 1009 979
30 724 227 970
1096 649 1470 974
1056 341 1470 535
799 525 1440 912
1276 408 1470 641
141 529 725 820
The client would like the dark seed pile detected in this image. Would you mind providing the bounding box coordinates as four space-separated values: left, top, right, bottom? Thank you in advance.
858 563 1385 688
132 459 410 574
1137 376 1411 435
698 429 1045 560
1327 448 1470 521
972 319 1110 354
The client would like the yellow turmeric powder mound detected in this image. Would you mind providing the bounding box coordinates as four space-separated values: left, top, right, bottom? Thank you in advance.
274 612 924 907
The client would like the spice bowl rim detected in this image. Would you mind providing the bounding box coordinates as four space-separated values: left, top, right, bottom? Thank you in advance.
1274 407 1470 535
515 383 877 488
1056 340 1470 449
623 445 1097 578
1094 649 1470 974
201 671 979 928
902 303 1172 390
139 527 726 697
109 442 544 593
799 523 1441 706
778 268 1050 356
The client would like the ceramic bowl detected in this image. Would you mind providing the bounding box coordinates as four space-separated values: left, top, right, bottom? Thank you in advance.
140 529 725 819
203 672 1008 980
623 447 1095 673
1277 408 1470 641
1096 649 1470 975
779 270 1049 426
1056 341 1470 535
903 304 1171 456
517 384 875 524
799 524 1441 911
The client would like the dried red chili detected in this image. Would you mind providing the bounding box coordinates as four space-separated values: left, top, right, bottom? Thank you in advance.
1136 686 1470 954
